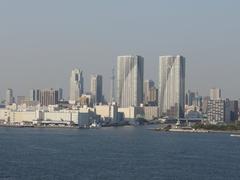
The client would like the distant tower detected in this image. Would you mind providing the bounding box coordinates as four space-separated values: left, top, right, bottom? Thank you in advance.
5 88 14 105
69 69 84 104
210 88 221 100
58 88 63 101
29 89 36 101
110 68 115 103
144 80 155 104
39 89 59 106
117 55 144 108
90 74 103 105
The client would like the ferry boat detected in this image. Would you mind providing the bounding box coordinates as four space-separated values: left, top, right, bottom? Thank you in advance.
89 121 101 129
230 134 240 137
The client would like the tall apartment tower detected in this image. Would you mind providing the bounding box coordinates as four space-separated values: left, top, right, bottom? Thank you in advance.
158 55 186 119
90 74 103 105
117 55 144 108
5 88 14 105
210 88 221 100
69 69 84 103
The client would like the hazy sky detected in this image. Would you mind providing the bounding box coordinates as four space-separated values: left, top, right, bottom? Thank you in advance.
0 0 240 100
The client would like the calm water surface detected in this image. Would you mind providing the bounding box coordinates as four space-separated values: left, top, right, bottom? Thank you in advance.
0 126 240 180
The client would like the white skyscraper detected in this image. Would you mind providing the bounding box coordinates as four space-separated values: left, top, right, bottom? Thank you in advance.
90 74 103 104
6 88 14 105
159 55 185 118
117 55 144 108
69 69 84 104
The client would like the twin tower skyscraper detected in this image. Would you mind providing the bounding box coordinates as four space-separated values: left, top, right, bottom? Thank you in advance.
117 55 185 119
69 55 185 119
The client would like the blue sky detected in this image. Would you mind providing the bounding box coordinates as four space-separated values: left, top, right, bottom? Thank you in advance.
0 0 240 99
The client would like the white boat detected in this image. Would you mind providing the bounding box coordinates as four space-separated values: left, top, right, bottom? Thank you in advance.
230 134 240 137
89 121 101 129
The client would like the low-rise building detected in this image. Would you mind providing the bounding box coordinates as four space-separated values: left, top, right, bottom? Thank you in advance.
118 106 144 121
0 108 10 123
10 111 40 124
144 106 159 120
95 102 118 122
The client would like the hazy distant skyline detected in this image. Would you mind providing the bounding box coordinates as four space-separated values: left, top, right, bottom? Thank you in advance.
0 0 240 100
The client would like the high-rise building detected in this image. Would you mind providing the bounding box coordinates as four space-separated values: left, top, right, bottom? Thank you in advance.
225 99 238 123
185 90 195 106
202 96 210 114
207 99 239 124
69 69 84 103
58 88 63 101
207 99 225 124
144 80 158 106
210 88 221 100
29 89 35 101
30 89 40 101
193 93 203 109
6 88 14 105
90 74 103 104
158 55 186 118
117 55 144 108
110 68 115 103
39 89 58 106
144 80 154 103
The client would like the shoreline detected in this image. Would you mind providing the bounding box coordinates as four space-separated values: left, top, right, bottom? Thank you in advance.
1 125 240 134
152 127 240 134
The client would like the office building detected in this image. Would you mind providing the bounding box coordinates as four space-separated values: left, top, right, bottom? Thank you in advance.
210 88 221 100
39 89 58 106
69 68 84 103
30 89 40 102
79 94 94 108
202 96 210 114
186 90 195 106
144 80 158 106
144 80 155 104
90 74 103 104
6 89 14 105
117 55 144 108
158 55 185 118
58 88 63 101
225 99 238 123
110 68 115 103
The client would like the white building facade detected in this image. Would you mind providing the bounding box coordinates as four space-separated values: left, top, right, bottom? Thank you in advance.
69 69 84 104
117 55 144 108
158 55 185 119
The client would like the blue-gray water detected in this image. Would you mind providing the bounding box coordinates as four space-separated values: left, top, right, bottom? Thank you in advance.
0 127 240 180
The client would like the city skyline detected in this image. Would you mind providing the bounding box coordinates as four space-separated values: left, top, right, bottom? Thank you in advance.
0 54 238 102
0 1 240 99
1 1 240 179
